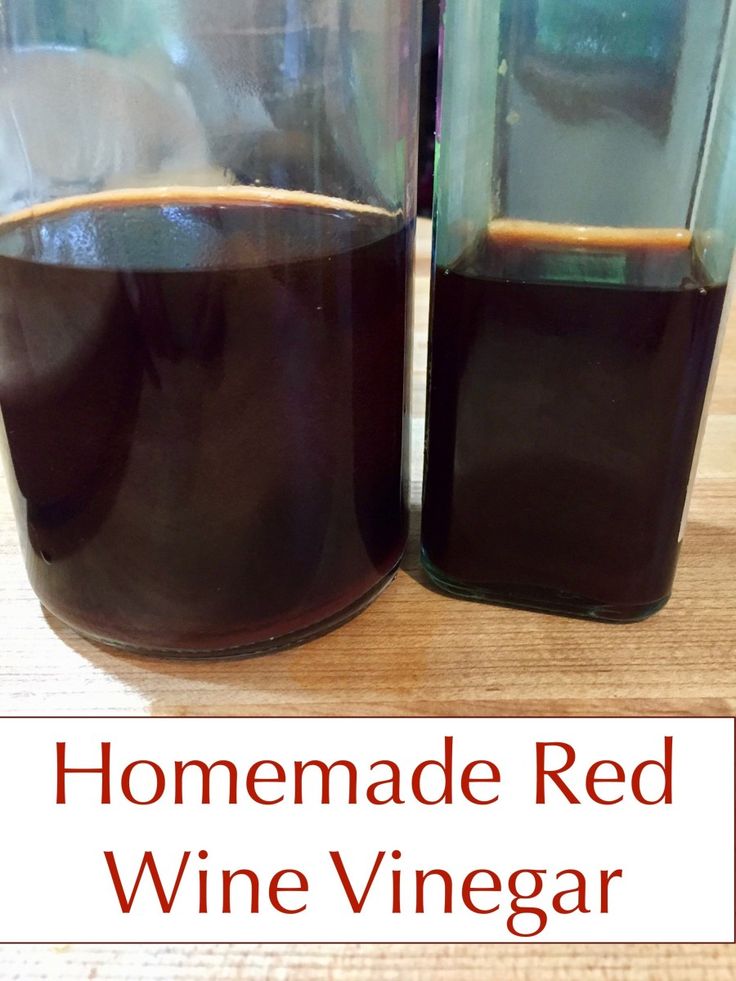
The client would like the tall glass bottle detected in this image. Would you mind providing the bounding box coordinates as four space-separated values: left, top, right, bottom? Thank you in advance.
0 1 420 654
423 0 736 621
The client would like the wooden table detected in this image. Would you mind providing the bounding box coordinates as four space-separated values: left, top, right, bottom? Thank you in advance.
1 219 734 978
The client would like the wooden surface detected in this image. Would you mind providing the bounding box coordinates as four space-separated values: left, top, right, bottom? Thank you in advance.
1 219 734 978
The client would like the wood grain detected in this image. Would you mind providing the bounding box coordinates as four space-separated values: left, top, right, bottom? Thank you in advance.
0 944 734 981
0 219 734 978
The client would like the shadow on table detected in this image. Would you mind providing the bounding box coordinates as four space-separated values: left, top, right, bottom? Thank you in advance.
40 505 435 705
401 502 448 597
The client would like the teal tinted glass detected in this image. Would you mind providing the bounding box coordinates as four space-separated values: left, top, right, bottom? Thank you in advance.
535 0 685 67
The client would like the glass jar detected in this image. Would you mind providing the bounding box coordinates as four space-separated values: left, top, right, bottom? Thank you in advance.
0 0 420 654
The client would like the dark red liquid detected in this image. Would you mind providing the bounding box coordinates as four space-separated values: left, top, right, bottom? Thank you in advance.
0 192 411 652
422 232 725 621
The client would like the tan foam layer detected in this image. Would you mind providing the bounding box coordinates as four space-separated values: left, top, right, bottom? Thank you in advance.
488 218 692 252
0 185 399 230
